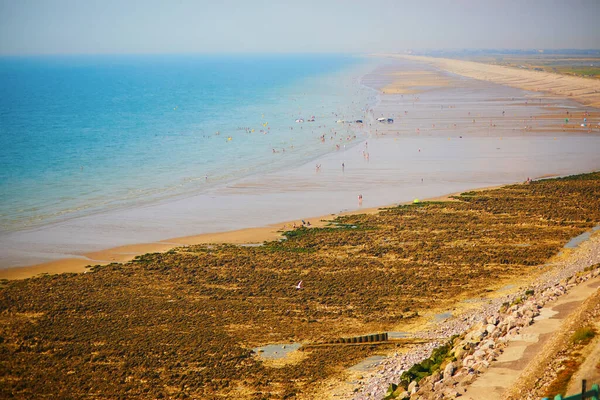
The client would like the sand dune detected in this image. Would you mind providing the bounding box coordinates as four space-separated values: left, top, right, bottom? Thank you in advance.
380 54 600 108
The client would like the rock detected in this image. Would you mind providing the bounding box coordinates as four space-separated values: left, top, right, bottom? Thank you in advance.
486 315 499 326
396 390 409 399
443 362 455 380
453 345 468 360
430 371 442 384
457 373 478 387
466 329 485 343
408 380 418 394
473 360 489 373
462 355 475 368
485 324 496 334
431 393 443 400
442 388 461 398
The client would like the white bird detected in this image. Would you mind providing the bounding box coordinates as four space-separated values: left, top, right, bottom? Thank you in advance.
296 280 303 290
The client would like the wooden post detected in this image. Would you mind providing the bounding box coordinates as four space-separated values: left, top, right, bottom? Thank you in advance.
583 379 587 400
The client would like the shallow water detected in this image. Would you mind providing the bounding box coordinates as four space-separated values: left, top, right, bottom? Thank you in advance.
0 54 376 233
434 311 453 322
348 355 387 372
253 343 301 360
564 225 600 248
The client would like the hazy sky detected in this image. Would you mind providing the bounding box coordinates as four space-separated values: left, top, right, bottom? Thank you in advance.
1 0 599 55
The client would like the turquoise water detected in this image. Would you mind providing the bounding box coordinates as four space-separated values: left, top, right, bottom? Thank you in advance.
0 54 375 232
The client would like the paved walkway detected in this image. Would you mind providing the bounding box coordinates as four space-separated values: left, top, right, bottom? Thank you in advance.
463 276 600 400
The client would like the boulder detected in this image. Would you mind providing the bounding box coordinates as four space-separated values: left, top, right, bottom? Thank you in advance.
462 355 475 368
408 380 418 394
453 345 468 360
430 371 442 384
443 362 455 380
395 390 409 399
442 388 461 398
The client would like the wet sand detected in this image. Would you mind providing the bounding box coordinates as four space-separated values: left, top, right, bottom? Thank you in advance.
0 188 475 280
2 57 600 277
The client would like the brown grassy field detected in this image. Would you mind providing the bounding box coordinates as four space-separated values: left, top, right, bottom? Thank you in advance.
1 172 600 399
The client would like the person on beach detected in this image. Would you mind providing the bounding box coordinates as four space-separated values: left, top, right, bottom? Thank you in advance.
358 194 363 205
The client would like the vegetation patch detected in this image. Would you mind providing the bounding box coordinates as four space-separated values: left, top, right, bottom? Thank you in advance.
571 326 596 345
399 339 455 387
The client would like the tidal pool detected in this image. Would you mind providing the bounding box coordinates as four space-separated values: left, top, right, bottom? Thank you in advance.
253 343 301 360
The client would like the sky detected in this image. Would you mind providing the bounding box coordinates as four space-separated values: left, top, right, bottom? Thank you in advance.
1 0 599 55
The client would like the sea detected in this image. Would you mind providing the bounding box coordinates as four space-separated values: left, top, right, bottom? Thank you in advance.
0 54 376 233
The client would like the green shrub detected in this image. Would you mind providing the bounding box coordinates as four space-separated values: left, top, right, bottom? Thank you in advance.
572 327 596 345
398 339 454 387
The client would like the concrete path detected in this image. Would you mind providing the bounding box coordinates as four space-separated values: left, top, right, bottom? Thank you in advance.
463 276 600 400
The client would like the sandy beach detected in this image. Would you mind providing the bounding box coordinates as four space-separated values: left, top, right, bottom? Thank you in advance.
381 54 600 108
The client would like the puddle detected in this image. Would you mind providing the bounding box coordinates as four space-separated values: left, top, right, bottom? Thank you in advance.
434 311 452 322
462 298 485 303
238 243 263 247
388 331 411 339
499 284 516 291
253 343 301 360
564 225 600 249
349 355 387 372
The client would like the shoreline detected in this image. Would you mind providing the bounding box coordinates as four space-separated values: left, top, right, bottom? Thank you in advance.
0 183 502 280
3 55 600 279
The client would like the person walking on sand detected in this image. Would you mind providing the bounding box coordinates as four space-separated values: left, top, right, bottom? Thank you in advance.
358 194 363 206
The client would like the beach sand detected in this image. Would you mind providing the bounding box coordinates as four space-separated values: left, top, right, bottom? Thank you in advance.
379 54 600 108
380 70 450 94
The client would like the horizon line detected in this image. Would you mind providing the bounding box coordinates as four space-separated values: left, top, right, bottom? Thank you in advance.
1 48 600 57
